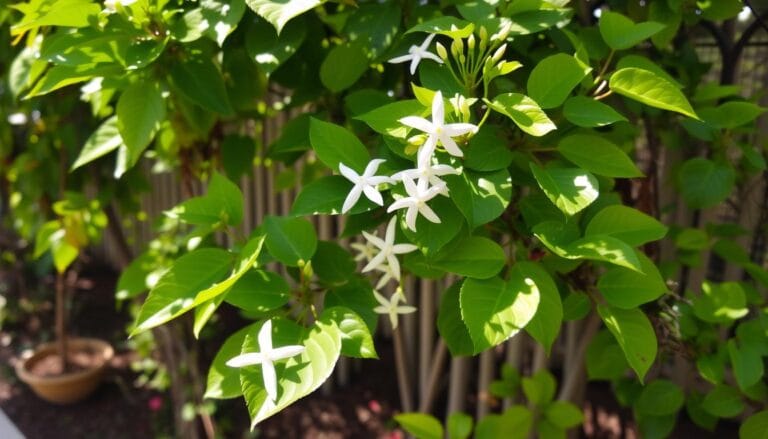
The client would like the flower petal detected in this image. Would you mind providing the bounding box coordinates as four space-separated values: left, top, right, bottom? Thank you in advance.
431 164 460 176
388 54 414 64
420 33 436 50
405 206 418 231
373 290 390 307
401 174 419 196
364 158 386 176
417 135 438 169
392 243 418 254
261 359 278 402
338 162 360 183
362 185 384 206
363 250 388 273
388 198 413 213
362 231 386 249
226 352 265 367
400 116 434 133
409 57 421 75
342 186 363 214
443 123 478 137
270 345 306 360
387 254 401 281
432 90 444 126
420 51 444 64
258 320 273 352
439 134 463 157
419 203 441 223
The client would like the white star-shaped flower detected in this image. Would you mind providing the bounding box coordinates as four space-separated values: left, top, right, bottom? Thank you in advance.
373 290 416 329
387 175 444 232
351 239 377 263
226 320 305 402
391 161 460 196
339 159 392 214
362 217 417 282
388 33 444 75
399 91 478 167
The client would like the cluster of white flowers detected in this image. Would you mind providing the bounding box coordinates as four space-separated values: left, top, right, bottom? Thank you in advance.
341 33 478 329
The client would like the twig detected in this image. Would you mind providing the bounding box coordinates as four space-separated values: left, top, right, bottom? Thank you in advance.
558 311 601 402
418 340 448 413
393 325 414 412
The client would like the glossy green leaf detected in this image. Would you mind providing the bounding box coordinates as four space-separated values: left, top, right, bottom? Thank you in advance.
200 0 246 45
585 205 667 247
311 241 355 285
245 16 306 74
740 411 768 439
11 0 101 36
169 56 233 115
176 173 244 226
448 168 512 229
291 175 377 216
557 134 642 178
221 135 256 180
678 158 735 209
324 277 379 332
636 380 684 416
395 413 443 439
460 272 540 353
432 236 506 279
447 412 474 439
345 3 401 60
527 54 591 109
320 43 369 92
263 215 317 266
205 323 258 399
586 330 628 380
464 125 514 171
599 11 665 50
474 406 532 439
530 164 599 215
609 68 697 119
224 270 290 312
699 101 766 129
728 339 764 390
400 196 464 256
406 16 473 38
692 281 748 324
522 369 556 407
309 118 370 172
356 100 426 139
437 282 474 356
563 96 627 127
132 248 234 334
599 253 667 309
71 116 125 170
321 306 377 359
245 0 322 34
488 93 556 137
598 304 657 382
240 318 341 427
701 385 744 418
545 401 584 429
520 262 562 353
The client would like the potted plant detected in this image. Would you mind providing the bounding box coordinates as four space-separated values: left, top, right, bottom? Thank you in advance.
16 193 113 404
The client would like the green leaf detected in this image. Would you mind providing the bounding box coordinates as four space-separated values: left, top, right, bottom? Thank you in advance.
169 55 234 115
432 236 506 279
701 385 744 418
598 253 667 309
728 339 764 390
599 11 665 50
240 318 342 427
527 54 591 109
224 270 290 312
545 401 584 429
488 93 556 136
609 68 697 119
522 369 556 407
437 282 475 357
263 215 317 266
245 0 322 34
567 235 642 272
71 116 125 170
221 135 256 180
25 63 122 98
636 380 684 416
585 205 667 247
245 16 306 74
520 262 562 353
557 134 642 178
586 330 628 380
309 118 370 172
395 413 444 439
399 196 464 256
448 169 512 229
321 306 377 359
176 173 244 226
696 355 725 385
132 248 234 334
447 412 473 439
530 164 599 216
356 100 426 139
291 175 377 216
678 157 735 209
464 125 514 172
692 281 748 324
11 0 101 36
345 3 401 60
200 0 246 45
475 406 532 439
598 305 657 382
320 43 369 92
324 277 379 332
312 241 355 285
616 55 683 89
741 411 768 439
406 16 474 38
636 413 677 439
205 323 258 399
563 96 627 127
460 272 540 353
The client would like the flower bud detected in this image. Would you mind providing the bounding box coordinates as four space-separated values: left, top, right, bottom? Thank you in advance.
436 42 448 61
468 34 475 50
479 26 488 50
492 43 507 63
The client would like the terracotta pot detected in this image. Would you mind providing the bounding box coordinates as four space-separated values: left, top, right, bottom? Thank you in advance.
16 337 114 404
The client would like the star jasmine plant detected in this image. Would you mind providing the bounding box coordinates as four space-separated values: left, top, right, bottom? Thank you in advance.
387 175 445 232
373 290 417 330
361 217 418 283
338 159 392 214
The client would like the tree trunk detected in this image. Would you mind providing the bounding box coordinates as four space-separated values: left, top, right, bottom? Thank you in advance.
55 270 69 373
